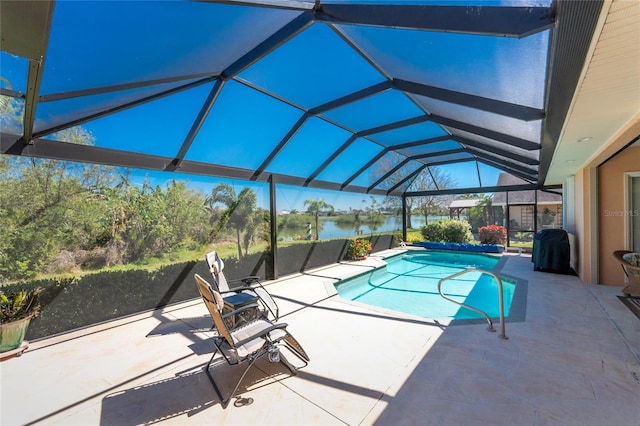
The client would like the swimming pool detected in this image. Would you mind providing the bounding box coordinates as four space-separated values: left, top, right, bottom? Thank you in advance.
334 251 517 321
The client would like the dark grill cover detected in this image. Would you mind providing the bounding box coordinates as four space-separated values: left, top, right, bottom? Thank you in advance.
532 229 572 274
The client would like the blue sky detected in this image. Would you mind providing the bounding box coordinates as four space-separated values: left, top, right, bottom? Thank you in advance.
1 1 534 206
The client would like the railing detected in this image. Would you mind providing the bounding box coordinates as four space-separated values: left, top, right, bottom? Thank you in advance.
437 268 508 339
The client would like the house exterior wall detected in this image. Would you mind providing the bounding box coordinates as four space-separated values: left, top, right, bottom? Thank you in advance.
598 145 640 285
569 114 640 285
572 167 597 283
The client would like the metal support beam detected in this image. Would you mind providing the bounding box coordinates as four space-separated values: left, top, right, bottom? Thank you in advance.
305 134 357 185
0 87 24 99
268 174 278 280
453 136 539 165
394 79 544 121
39 73 219 103
252 113 310 180
223 12 314 78
387 135 452 151
1 132 396 197
404 183 561 198
359 114 431 137
402 195 407 242
342 136 454 189
200 0 313 11
342 149 388 188
426 166 439 191
21 59 45 144
33 77 216 139
533 188 538 236
471 155 538 183
168 79 225 171
413 148 467 162
433 115 541 151
316 5 554 37
387 164 427 194
1 0 54 143
424 157 475 168
487 166 536 186
2 133 172 170
308 81 391 115
505 191 511 247
367 157 411 192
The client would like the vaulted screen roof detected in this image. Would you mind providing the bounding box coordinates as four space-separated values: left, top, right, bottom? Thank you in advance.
0 0 603 196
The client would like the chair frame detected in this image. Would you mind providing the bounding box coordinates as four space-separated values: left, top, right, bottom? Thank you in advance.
613 250 640 297
206 250 279 321
194 274 309 408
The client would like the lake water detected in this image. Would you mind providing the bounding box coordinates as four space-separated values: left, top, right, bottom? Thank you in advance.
278 214 457 240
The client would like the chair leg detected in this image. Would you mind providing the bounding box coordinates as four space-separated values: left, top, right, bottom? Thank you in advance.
205 348 262 409
278 352 298 375
225 356 261 408
204 346 228 407
204 334 309 409
283 334 310 365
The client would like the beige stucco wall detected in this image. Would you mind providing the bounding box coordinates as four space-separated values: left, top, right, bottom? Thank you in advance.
598 145 640 285
570 114 640 284
573 167 596 283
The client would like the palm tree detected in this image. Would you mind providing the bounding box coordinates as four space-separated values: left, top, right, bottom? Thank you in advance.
303 198 333 240
206 184 258 258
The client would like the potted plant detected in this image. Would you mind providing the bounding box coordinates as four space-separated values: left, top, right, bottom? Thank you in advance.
0 288 43 353
347 238 373 260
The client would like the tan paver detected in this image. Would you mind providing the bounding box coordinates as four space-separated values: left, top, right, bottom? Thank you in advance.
1 251 638 425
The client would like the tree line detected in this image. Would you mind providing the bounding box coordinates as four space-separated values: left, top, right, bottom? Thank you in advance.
0 149 268 283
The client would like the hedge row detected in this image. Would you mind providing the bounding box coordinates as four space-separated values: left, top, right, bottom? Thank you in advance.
420 220 473 243
4 234 397 340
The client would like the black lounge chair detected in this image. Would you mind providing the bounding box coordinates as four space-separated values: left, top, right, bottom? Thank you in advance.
206 250 279 321
194 273 309 408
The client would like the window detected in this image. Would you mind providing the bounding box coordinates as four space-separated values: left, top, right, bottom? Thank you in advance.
626 173 640 252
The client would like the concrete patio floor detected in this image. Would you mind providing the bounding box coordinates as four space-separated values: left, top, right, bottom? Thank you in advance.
1 250 639 425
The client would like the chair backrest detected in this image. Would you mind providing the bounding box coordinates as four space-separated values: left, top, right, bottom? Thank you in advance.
194 273 234 347
206 250 231 292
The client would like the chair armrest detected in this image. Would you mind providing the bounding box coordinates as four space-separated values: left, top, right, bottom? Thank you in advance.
227 276 261 290
220 288 247 295
221 303 260 320
239 276 261 285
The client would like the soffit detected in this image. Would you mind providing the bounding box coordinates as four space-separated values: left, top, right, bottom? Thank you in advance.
546 0 640 184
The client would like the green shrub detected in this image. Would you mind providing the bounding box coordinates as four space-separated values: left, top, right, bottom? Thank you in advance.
402 230 423 243
0 287 43 323
421 222 445 242
421 220 472 243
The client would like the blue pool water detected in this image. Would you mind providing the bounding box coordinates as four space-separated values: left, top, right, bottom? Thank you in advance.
335 251 515 321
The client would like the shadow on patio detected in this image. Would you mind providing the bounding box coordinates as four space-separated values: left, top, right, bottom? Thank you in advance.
2 253 639 425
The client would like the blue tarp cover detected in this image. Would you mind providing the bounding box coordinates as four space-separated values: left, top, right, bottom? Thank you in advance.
413 241 505 253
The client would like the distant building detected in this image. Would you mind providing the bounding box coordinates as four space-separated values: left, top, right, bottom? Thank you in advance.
448 199 481 219
492 173 562 231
